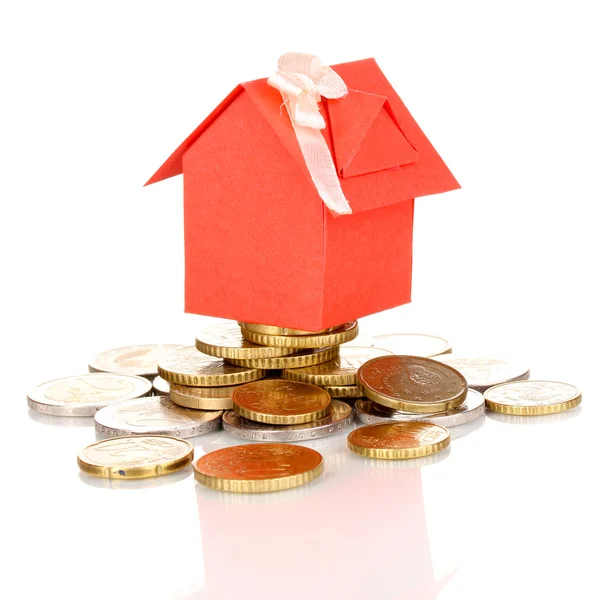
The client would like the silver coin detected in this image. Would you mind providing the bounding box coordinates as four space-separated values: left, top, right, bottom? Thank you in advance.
152 376 170 395
435 356 530 391
222 400 353 442
371 333 451 357
89 344 186 377
354 389 485 428
94 396 222 439
27 373 152 417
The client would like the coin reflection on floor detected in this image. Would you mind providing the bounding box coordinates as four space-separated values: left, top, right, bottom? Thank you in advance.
28 409 95 428
487 405 582 425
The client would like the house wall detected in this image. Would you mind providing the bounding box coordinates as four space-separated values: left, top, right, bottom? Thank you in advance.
322 199 414 327
181 90 327 330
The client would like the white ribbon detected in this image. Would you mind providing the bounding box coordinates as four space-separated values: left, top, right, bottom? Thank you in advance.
268 53 352 215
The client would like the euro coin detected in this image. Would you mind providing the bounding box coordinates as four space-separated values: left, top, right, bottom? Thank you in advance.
94 396 222 439
322 385 363 399
169 383 238 410
88 344 185 377
78 435 194 479
357 355 467 413
484 381 581 416
196 322 295 359
241 321 359 349
224 346 339 369
347 422 450 460
282 346 392 386
435 356 530 391
355 389 485 427
222 400 353 442
371 333 451 357
27 373 152 417
152 376 170 395
239 322 343 336
232 379 331 425
194 443 323 493
157 346 265 387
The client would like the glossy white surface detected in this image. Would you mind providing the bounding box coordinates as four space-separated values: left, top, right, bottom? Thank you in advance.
3 2 596 599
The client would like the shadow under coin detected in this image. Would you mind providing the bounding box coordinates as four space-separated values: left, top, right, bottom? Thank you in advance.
487 405 582 425
29 409 95 428
78 466 192 490
450 414 486 440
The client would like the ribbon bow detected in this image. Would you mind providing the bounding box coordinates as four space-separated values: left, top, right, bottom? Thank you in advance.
268 53 352 215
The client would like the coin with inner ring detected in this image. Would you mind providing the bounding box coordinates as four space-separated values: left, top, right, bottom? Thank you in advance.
88 344 186 377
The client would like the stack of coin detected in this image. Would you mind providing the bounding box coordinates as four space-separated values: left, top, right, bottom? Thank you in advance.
354 355 484 429
222 379 353 442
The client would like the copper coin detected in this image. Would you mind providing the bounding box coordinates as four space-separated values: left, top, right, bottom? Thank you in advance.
357 355 468 413
194 443 324 493
347 422 450 459
232 379 331 425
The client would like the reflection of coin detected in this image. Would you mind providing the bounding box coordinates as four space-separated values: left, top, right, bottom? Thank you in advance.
94 396 222 438
232 380 331 424
194 443 324 493
222 400 353 442
169 383 238 410
484 381 581 415
239 323 342 336
322 385 363 399
355 389 485 428
152 376 170 395
347 422 450 459
89 344 185 377
158 347 265 386
241 321 359 349
282 346 392 386
435 356 530 391
224 346 339 370
371 333 451 357
196 322 295 359
78 435 194 479
27 374 152 417
357 355 467 413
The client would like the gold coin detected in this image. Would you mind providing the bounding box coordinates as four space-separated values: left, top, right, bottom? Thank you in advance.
484 380 582 416
282 346 392 386
169 382 239 410
77 435 194 479
357 355 468 413
194 443 323 493
224 346 339 369
196 321 295 359
240 321 359 349
157 347 265 387
347 422 450 460
239 322 343 336
232 379 331 424
322 385 363 399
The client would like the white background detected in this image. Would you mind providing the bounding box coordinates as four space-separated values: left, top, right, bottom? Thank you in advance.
1 1 596 598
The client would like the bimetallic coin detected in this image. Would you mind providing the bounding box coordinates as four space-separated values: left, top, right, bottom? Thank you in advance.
222 400 353 442
169 383 238 410
158 346 266 387
322 385 363 399
239 322 343 336
196 322 295 359
27 373 152 417
347 422 450 460
224 346 339 370
232 379 331 425
94 396 222 439
354 389 485 428
78 435 194 479
89 344 185 377
241 321 359 349
357 355 468 414
152 376 170 395
435 356 530 391
484 381 581 416
194 443 324 493
371 333 451 357
282 346 392 386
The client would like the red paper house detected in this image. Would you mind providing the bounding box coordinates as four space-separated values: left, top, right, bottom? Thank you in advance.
146 57 459 331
